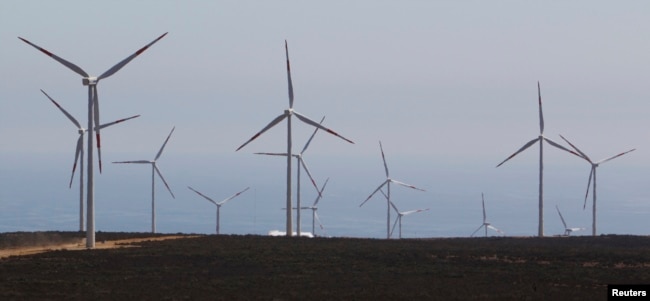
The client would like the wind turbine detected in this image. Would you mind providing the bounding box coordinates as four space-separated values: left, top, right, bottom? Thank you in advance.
388 200 429 239
360 141 425 239
470 193 504 237
113 127 176 233
559 135 635 236
40 89 140 231
299 177 330 236
20 33 167 248
188 186 250 235
236 41 354 237
255 116 325 235
496 82 581 237
555 205 585 236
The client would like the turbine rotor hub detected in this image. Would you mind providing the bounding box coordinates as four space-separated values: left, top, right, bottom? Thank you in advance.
82 77 98 86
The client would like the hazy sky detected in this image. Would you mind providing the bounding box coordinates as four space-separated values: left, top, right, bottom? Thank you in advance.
1 1 648 235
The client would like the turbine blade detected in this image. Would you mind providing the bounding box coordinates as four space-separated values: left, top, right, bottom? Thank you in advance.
312 177 329 207
96 114 140 130
558 134 591 162
487 224 504 234
471 225 484 237
388 200 399 213
496 138 539 167
299 158 320 195
556 205 567 229
18 37 89 78
285 40 294 108
301 116 325 154
390 179 425 191
93 88 102 173
481 193 487 223
359 181 388 207
390 216 399 238
98 32 168 80
40 90 82 129
69 135 83 188
236 113 288 151
583 167 594 209
293 112 354 144
112 160 151 164
402 208 429 216
155 127 175 161
379 188 388 200
596 149 636 165
218 187 250 206
314 211 325 230
254 152 288 156
538 81 544 134
379 141 390 178
187 186 217 205
543 137 582 158
154 164 175 199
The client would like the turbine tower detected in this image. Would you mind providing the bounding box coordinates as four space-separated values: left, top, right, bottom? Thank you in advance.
559 135 635 236
20 33 167 248
236 41 354 237
496 82 580 237
41 89 139 231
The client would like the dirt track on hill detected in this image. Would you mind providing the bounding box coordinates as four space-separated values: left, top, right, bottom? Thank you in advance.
0 235 192 259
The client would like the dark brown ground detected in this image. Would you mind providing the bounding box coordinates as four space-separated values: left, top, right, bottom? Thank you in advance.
0 232 648 300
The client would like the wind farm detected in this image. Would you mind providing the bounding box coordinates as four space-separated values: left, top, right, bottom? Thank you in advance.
254 116 326 236
496 82 582 237
40 89 140 232
235 41 354 237
4 2 650 299
559 135 635 236
18 32 167 247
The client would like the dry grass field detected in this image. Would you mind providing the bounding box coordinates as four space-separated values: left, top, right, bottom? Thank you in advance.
0 232 648 300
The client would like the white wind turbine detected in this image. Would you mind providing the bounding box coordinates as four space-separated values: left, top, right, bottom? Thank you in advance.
113 127 176 233
188 186 250 235
496 82 580 237
41 89 140 231
360 141 425 239
470 193 504 237
555 205 585 236
236 41 354 237
388 199 429 239
299 177 330 236
559 135 635 236
20 33 167 248
255 116 325 235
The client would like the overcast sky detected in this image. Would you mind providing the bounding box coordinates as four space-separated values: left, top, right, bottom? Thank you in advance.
2 1 648 160
1 1 648 236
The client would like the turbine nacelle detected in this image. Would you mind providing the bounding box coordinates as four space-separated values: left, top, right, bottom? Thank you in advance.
82 77 98 86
